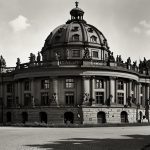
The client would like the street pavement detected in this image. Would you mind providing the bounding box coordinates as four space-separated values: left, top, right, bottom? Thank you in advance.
0 126 150 150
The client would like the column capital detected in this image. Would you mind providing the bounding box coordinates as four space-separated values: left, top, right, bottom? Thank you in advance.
109 76 116 80
50 76 58 80
82 76 91 80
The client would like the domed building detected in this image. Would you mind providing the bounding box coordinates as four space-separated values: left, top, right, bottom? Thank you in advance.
0 2 150 125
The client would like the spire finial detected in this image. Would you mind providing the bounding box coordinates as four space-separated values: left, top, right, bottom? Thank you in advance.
75 1 79 8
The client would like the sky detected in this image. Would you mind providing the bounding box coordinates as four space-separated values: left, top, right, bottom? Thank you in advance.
0 0 150 67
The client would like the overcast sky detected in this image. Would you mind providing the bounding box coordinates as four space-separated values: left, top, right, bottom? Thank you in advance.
0 0 150 66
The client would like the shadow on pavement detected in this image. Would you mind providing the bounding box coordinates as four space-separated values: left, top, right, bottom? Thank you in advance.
26 135 150 150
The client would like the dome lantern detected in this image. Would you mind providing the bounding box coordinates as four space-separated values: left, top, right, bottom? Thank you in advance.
70 1 84 21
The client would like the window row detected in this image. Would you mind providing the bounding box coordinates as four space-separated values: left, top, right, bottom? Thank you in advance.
71 34 98 43
71 49 106 59
5 80 139 92
23 92 75 106
95 92 124 105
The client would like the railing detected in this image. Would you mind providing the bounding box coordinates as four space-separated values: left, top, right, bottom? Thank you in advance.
0 67 15 73
0 59 145 75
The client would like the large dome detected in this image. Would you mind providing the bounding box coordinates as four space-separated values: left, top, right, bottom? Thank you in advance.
41 3 110 62
43 23 109 48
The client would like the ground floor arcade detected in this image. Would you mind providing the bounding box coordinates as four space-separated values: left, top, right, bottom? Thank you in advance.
1 106 149 125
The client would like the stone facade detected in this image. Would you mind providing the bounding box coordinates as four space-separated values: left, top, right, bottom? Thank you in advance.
0 3 150 125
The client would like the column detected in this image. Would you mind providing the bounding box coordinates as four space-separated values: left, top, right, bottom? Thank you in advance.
142 84 145 107
110 77 116 104
82 76 90 105
129 80 132 97
91 77 95 105
31 78 35 107
146 84 150 100
136 83 139 104
18 80 22 106
139 83 142 105
124 82 127 105
51 77 58 106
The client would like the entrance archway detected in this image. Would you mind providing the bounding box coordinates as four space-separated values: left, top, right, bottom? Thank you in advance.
64 112 74 124
39 112 47 123
97 111 106 123
121 111 128 123
6 112 12 122
22 112 28 123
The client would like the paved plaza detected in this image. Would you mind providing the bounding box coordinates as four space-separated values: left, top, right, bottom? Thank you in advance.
0 126 150 150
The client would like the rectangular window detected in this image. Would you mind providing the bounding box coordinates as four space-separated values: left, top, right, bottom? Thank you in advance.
95 92 104 104
7 96 14 107
41 79 50 89
92 51 99 58
41 92 49 106
65 92 74 105
118 80 124 90
24 80 31 91
72 50 80 57
24 93 31 106
95 79 104 89
118 93 124 104
7 83 13 93
65 79 75 88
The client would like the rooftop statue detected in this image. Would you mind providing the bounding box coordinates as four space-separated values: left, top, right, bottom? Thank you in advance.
116 55 123 63
0 55 6 68
109 52 115 62
127 57 131 65
37 52 41 62
16 58 21 68
29 53 36 63
133 61 137 67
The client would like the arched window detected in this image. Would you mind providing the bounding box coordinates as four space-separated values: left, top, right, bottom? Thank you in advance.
90 35 97 43
7 112 12 122
72 34 79 41
39 112 47 124
22 112 28 123
121 111 128 123
97 111 106 123
55 36 60 41
64 112 74 124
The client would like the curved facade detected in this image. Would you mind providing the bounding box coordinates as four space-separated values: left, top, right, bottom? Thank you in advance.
0 3 150 125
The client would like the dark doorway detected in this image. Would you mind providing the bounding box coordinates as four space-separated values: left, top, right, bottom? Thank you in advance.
64 112 74 124
6 112 12 122
39 112 47 123
97 111 106 123
22 112 28 123
121 111 128 123
139 111 143 123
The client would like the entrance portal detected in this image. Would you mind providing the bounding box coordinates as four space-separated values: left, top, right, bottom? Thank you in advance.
39 112 47 123
6 112 12 122
97 111 106 123
121 111 128 123
22 112 28 123
64 112 74 124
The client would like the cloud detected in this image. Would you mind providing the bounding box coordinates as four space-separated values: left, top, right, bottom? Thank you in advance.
139 20 150 28
133 27 141 34
145 30 150 36
133 20 150 36
9 15 30 32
